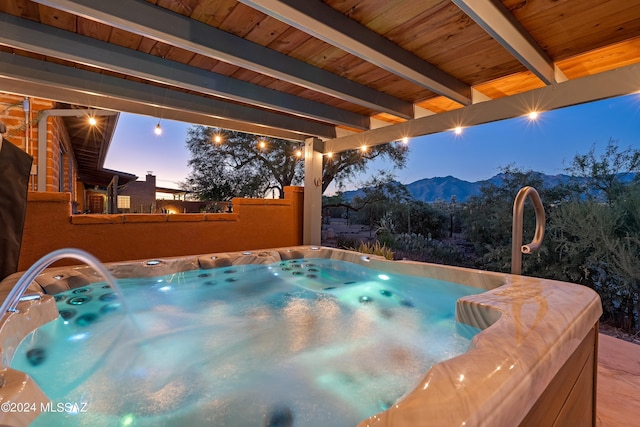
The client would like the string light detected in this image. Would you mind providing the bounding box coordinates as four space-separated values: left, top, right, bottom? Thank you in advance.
88 117 97 126
154 121 162 136
206 106 545 160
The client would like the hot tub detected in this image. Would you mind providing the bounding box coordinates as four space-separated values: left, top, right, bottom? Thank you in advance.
0 246 602 426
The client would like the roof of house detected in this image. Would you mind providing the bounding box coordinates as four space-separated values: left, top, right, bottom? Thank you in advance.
58 106 137 187
1 0 638 152
155 187 189 194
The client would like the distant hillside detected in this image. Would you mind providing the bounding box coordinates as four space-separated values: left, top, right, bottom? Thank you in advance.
340 175 488 203
341 175 488 203
339 172 636 203
405 175 482 202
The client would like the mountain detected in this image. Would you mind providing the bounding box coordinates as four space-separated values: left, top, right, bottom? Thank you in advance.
340 175 486 203
405 175 482 202
339 172 637 203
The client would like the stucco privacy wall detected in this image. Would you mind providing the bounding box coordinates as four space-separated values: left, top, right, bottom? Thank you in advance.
18 187 304 270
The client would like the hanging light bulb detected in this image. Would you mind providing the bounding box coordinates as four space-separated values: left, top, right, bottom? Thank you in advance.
88 117 97 126
154 121 162 136
295 148 303 157
453 126 463 135
258 140 266 150
528 111 539 120
213 134 222 144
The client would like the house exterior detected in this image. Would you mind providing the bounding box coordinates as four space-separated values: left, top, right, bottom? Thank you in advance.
0 93 137 212
0 92 304 272
118 173 228 214
117 172 158 214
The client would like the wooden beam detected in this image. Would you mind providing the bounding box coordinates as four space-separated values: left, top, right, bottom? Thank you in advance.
29 0 415 119
0 77 310 142
324 61 640 153
452 0 567 84
239 0 472 105
0 51 335 140
0 12 370 131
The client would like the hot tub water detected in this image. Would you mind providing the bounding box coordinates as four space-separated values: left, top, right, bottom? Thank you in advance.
11 258 482 426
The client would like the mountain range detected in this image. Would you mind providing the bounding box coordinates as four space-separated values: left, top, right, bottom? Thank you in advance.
340 172 636 203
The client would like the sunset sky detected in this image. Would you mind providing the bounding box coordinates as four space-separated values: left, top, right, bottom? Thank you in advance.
104 93 640 193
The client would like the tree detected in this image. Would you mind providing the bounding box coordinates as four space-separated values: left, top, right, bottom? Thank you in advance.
183 126 410 199
565 138 640 204
541 183 640 331
322 142 409 193
182 126 304 200
349 171 411 238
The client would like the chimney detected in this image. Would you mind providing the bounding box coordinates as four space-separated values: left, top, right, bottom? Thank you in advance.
146 171 156 188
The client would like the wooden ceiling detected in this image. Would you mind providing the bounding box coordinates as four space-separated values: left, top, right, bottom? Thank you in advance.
1 0 639 152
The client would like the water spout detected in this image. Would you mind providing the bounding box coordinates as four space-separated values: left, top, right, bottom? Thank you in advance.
0 248 126 315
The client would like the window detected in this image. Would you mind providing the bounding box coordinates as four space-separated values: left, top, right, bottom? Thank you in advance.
117 195 130 209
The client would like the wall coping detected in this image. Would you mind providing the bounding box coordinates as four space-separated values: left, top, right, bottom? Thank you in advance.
234 198 291 206
70 212 240 225
29 186 301 225
27 192 70 203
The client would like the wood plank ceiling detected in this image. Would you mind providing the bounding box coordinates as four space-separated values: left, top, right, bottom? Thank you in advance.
0 0 639 153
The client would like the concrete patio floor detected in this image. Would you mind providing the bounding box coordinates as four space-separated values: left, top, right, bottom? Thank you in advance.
597 333 640 426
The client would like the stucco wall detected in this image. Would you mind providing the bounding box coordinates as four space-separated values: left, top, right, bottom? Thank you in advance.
18 187 304 270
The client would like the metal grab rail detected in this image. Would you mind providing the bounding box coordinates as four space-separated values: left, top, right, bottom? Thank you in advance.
511 186 545 275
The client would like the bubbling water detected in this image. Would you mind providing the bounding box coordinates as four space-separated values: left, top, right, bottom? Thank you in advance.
11 258 482 426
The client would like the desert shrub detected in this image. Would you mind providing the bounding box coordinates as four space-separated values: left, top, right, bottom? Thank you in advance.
335 235 361 250
389 201 449 239
391 233 469 266
349 241 395 260
535 187 640 332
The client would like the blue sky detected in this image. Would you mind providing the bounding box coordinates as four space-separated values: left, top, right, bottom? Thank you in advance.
106 115 192 189
105 93 640 191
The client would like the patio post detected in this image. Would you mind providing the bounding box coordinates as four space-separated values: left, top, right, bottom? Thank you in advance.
303 137 323 245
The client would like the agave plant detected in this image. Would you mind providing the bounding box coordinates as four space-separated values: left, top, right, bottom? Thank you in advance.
349 241 395 260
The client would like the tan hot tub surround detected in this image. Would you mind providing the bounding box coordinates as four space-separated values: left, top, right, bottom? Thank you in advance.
0 246 602 427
